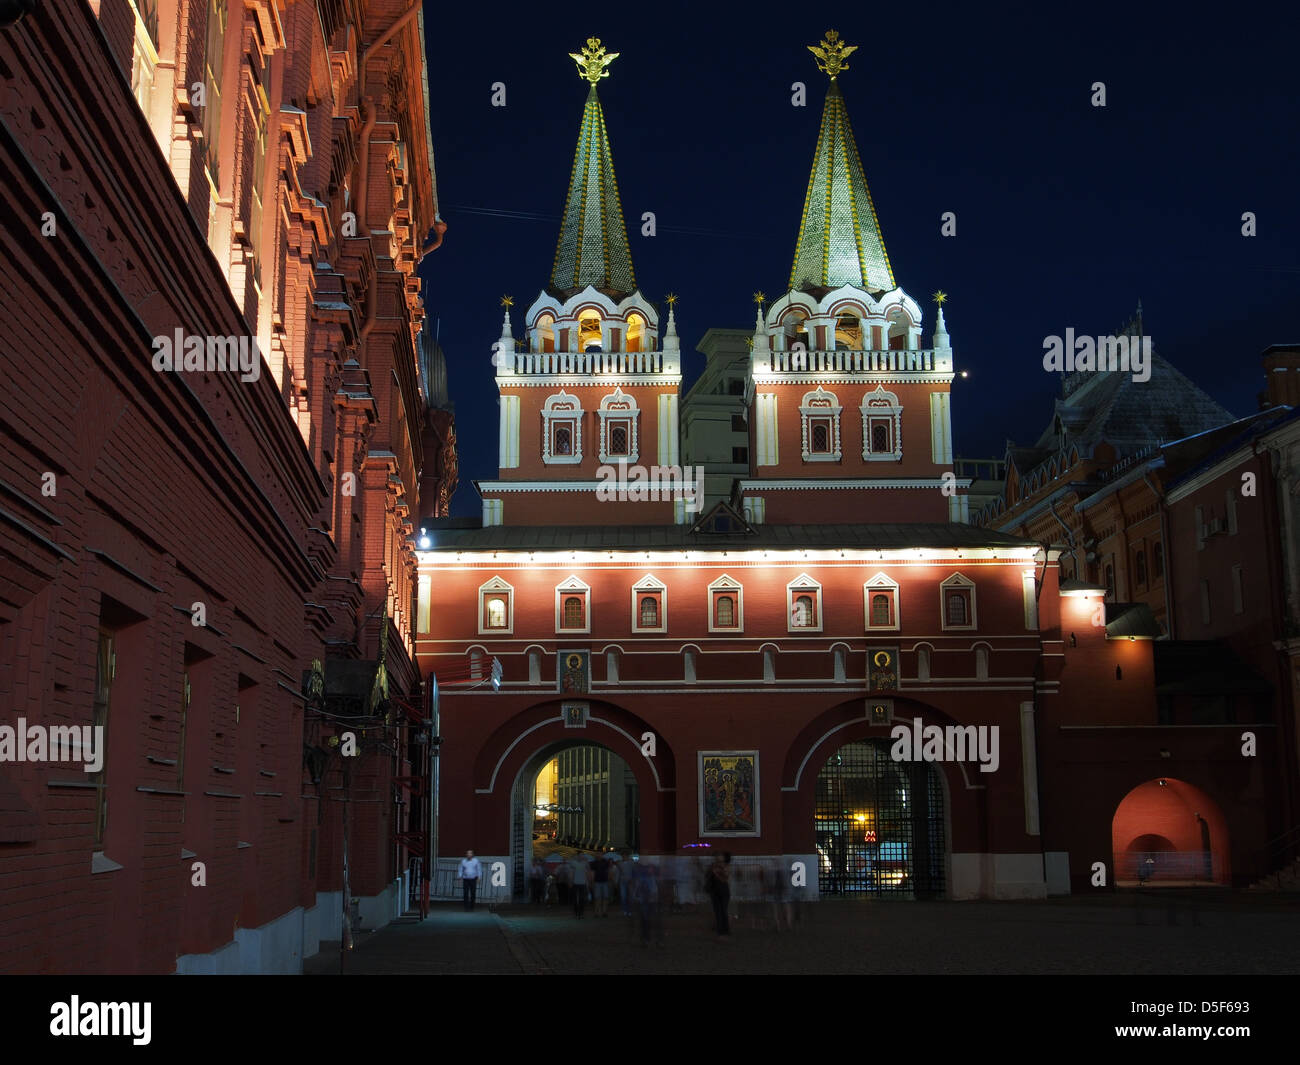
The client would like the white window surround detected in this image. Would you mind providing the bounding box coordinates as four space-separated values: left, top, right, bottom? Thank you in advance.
940 572 977 631
864 572 901 631
541 391 583 464
786 573 823 632
861 385 903 461
597 388 639 464
799 387 842 462
555 575 591 634
631 574 667 633
478 576 514 635
708 574 744 633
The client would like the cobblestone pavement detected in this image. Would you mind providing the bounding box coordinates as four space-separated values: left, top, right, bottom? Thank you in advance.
305 890 1300 975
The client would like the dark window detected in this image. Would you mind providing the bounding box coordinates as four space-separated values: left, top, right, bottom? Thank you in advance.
731 414 746 433
1153 541 1164 578
811 421 830 453
639 596 659 627
553 424 572 456
871 593 892 626
1135 550 1147 587
727 378 745 396
1105 563 1115 598
716 594 736 627
732 446 749 464
92 629 114 844
610 423 628 455
563 596 584 628
872 423 890 453
946 591 968 626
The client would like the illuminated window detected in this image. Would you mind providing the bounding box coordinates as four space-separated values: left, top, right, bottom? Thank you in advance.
835 312 863 349
535 313 556 353
478 577 514 634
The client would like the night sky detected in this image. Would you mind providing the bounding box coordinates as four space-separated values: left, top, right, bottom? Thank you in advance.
418 3 1299 518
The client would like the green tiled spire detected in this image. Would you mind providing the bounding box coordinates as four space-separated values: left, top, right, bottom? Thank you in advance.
789 32 894 293
550 39 636 295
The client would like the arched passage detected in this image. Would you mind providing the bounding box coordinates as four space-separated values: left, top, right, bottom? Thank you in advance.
1112 778 1230 885
468 699 677 896
815 739 946 898
508 739 639 898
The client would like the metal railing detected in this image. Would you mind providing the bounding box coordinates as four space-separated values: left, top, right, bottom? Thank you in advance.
505 350 666 375
760 349 940 374
1116 850 1214 881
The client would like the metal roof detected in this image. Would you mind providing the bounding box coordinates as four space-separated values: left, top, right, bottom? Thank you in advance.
418 521 1037 552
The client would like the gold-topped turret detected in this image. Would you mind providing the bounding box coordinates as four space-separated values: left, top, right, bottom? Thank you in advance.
569 37 619 85
807 30 857 80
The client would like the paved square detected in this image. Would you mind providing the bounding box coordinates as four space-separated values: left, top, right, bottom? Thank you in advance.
305 891 1300 975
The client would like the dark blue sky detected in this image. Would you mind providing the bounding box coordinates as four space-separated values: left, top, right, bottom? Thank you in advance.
418 2 1298 518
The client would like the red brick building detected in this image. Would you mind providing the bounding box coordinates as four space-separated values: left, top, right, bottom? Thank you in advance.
415 32 1174 901
0 0 447 972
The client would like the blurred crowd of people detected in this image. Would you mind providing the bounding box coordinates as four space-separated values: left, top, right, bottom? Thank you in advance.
527 850 806 943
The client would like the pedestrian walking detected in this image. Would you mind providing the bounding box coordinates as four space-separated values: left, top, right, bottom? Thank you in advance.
529 858 545 904
459 849 482 912
706 852 732 937
590 851 612 916
570 853 590 918
556 859 572 907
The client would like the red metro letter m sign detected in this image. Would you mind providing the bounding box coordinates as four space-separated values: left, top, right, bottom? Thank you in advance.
868 647 899 692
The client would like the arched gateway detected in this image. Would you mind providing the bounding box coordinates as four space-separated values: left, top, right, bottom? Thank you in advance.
815 739 946 898
509 740 640 896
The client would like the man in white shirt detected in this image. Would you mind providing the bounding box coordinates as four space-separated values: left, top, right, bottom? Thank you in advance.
459 850 483 911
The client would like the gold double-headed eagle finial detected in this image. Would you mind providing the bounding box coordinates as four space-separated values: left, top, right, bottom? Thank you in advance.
569 37 619 85
808 30 857 80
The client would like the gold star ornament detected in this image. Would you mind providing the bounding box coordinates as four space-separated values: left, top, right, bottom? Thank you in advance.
569 37 619 85
808 30 857 80
665 292 678 308
753 291 766 306
932 290 947 306
500 295 514 308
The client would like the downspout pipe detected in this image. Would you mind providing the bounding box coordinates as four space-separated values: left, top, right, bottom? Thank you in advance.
353 3 418 237
1142 471 1175 639
1047 497 1080 579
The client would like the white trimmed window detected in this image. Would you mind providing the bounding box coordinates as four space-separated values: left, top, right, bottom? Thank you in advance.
940 573 977 631
864 573 900 631
597 388 639 464
631 574 667 633
787 574 823 632
862 385 903 461
478 576 513 635
800 387 842 462
708 574 743 633
555 576 591 634
542 391 583 464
